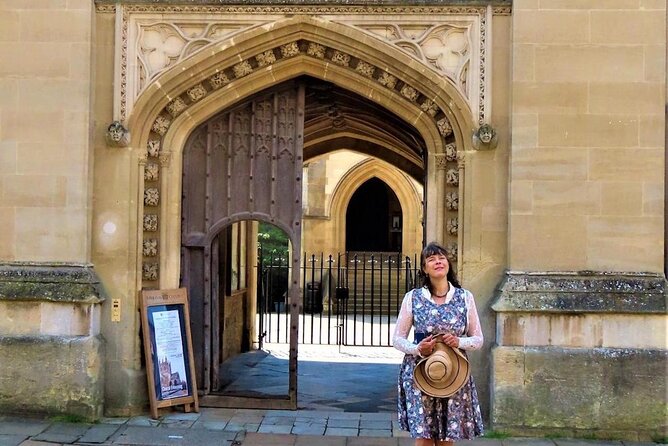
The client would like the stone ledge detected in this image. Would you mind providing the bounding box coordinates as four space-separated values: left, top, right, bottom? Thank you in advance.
492 271 667 314
95 0 511 6
0 262 107 304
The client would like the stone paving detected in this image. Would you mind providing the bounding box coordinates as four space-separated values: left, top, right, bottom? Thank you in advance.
0 409 661 446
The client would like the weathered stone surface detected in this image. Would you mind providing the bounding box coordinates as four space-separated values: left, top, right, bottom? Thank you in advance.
0 335 105 420
0 263 106 304
491 346 668 441
492 272 666 314
96 0 511 5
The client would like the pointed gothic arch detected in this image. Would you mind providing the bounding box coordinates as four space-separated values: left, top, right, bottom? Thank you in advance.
126 15 471 291
329 158 422 256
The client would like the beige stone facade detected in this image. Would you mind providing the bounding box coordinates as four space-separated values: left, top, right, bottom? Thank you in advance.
0 0 665 440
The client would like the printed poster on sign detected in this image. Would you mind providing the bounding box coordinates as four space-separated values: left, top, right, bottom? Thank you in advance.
152 309 189 400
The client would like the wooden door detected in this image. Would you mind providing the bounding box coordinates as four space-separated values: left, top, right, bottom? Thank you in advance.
181 82 305 408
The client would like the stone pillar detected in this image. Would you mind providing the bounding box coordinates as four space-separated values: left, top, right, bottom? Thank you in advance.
498 1 667 440
0 1 102 419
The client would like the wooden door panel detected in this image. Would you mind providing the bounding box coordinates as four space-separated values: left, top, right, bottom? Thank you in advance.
181 82 304 407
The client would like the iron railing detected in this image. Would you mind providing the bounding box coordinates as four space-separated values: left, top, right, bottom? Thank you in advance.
257 251 421 347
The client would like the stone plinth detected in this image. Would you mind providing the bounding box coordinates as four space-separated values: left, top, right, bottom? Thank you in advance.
491 272 667 441
0 263 106 420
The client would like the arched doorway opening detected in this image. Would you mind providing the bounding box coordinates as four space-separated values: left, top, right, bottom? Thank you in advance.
129 16 475 411
345 177 402 253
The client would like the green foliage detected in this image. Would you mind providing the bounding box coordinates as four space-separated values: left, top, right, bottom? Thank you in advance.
652 435 668 444
49 413 91 424
257 222 289 264
483 430 510 439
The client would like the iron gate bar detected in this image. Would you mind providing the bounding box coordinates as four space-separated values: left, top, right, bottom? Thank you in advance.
257 251 420 347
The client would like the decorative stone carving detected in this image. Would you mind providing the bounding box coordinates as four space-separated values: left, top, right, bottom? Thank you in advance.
144 214 158 232
143 239 158 257
256 50 276 67
118 10 489 126
186 84 207 102
147 139 161 157
105 121 130 147
446 168 459 186
280 42 300 58
145 162 159 182
472 123 498 150
142 262 158 281
378 72 397 89
159 151 172 167
446 191 458 211
307 42 326 58
446 218 458 235
355 61 375 78
166 97 187 117
445 142 457 161
401 85 418 101
434 154 447 170
446 243 458 260
420 99 439 117
144 188 160 206
331 50 351 67
209 71 230 89
233 60 253 78
354 23 471 97
437 117 453 137
152 115 171 136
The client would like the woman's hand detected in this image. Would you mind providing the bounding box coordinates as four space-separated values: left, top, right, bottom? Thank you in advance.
442 333 460 348
417 335 437 356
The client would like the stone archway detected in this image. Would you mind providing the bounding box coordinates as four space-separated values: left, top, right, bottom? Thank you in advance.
122 14 473 410
329 158 422 256
127 16 474 292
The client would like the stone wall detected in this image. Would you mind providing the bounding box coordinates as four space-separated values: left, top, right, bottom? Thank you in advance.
491 272 667 441
0 263 106 420
509 0 665 273
0 0 94 263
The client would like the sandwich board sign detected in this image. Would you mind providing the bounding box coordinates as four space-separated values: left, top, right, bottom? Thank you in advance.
140 288 199 418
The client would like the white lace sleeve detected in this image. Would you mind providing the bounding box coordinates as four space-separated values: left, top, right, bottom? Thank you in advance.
458 290 483 351
392 291 419 356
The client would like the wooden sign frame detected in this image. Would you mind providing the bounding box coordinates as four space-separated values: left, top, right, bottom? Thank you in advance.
140 288 199 419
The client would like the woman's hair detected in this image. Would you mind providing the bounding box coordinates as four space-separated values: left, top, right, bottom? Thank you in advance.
420 241 461 290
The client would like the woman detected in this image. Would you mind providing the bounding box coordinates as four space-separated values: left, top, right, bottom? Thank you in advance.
393 242 484 445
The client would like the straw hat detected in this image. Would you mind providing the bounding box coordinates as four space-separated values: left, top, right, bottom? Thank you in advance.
414 341 470 397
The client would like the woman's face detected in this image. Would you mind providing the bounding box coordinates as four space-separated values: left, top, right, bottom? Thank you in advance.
423 252 449 279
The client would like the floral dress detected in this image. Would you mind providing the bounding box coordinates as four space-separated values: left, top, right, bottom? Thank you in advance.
393 285 484 441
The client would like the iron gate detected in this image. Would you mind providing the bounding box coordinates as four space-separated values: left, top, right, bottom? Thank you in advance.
257 251 421 347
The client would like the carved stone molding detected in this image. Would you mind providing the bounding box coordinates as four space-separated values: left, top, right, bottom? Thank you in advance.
110 6 493 123
143 214 159 232
144 188 160 206
445 191 458 211
142 263 159 281
434 154 447 170
492 272 667 314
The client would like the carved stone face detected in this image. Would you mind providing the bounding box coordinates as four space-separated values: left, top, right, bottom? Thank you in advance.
107 122 126 142
478 124 495 144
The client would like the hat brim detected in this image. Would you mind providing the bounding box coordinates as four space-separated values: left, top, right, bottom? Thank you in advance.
414 342 470 398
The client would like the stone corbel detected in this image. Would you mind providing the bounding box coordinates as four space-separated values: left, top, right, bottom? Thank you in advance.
106 121 130 148
472 123 498 151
